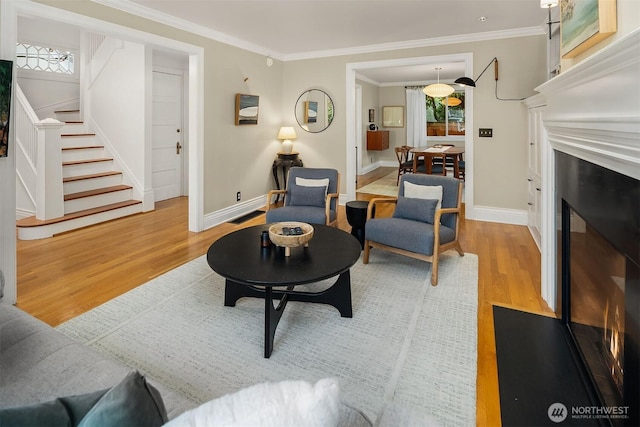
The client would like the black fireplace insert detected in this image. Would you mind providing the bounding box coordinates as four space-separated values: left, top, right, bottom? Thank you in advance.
557 151 640 426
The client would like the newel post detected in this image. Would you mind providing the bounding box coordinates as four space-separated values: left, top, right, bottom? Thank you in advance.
34 118 65 220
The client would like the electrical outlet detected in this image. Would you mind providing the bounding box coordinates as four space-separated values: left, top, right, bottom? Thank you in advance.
236 191 241 201
479 128 493 137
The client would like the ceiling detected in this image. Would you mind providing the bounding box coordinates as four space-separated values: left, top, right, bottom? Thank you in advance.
92 1 548 83
95 0 549 82
121 0 547 55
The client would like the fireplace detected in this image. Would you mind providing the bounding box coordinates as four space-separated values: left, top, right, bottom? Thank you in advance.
556 151 640 425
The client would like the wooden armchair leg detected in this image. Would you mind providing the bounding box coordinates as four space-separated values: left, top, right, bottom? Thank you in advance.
431 258 439 286
363 241 371 264
454 243 465 257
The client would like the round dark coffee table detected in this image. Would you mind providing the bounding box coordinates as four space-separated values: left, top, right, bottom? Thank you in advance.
207 224 361 358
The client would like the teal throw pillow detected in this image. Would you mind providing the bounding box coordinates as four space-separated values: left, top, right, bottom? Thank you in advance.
0 389 107 427
78 371 168 427
393 196 438 224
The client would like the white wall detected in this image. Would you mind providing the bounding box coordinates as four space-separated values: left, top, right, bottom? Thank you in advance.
17 15 80 120
89 39 146 188
378 86 406 163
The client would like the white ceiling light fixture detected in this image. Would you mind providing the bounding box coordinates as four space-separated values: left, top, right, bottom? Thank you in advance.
423 67 454 98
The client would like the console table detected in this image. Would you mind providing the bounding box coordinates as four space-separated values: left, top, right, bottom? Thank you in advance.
272 152 303 202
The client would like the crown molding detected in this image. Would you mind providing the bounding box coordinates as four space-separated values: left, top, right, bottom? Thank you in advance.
90 0 544 62
90 0 284 60
284 27 545 61
354 73 379 86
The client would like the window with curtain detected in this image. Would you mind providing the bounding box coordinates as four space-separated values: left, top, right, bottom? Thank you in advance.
426 92 465 137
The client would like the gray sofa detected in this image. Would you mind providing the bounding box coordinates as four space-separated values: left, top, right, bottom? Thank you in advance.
0 302 373 426
0 302 196 419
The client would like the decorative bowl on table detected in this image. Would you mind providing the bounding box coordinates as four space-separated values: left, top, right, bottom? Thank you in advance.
268 222 314 256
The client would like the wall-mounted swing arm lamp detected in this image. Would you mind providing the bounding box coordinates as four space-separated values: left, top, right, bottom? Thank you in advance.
541 0 560 40
454 57 498 88
455 57 525 101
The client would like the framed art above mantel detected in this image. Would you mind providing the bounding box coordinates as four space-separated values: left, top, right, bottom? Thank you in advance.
561 0 617 59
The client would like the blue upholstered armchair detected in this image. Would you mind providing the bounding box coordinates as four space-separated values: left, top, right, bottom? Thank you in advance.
265 167 340 226
363 174 464 286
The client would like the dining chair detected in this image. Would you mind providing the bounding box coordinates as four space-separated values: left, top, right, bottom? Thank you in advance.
395 146 414 185
413 152 446 176
457 153 465 181
431 144 455 175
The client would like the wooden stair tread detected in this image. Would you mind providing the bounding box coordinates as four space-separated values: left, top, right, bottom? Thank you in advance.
62 145 104 150
61 133 96 137
17 200 142 227
63 171 122 182
54 109 80 113
63 158 113 166
65 185 132 201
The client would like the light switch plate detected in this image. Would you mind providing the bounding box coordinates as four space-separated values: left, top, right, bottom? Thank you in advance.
479 128 493 137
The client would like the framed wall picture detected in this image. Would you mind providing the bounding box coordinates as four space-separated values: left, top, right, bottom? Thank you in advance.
0 60 13 158
235 94 259 125
304 101 318 123
382 106 404 128
561 0 616 58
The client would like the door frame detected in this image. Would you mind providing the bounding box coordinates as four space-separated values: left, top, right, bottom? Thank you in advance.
3 0 204 231
0 0 205 303
345 53 475 218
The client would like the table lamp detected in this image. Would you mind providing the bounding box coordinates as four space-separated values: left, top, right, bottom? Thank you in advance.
277 126 297 154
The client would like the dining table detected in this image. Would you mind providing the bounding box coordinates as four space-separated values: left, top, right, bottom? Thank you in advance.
410 146 465 179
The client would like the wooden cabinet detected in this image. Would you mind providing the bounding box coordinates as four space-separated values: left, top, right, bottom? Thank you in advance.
366 131 389 151
524 95 545 251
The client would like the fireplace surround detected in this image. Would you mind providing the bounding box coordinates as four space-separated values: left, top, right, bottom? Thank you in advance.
534 28 640 425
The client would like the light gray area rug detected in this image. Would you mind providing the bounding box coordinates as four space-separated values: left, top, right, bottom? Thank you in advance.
357 172 399 197
57 250 478 426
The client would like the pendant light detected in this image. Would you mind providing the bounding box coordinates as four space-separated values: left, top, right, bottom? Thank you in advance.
423 67 454 98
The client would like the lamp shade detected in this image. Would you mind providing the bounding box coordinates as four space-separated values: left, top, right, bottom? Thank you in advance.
443 97 462 107
454 77 476 87
277 126 297 140
423 83 455 98
540 0 558 8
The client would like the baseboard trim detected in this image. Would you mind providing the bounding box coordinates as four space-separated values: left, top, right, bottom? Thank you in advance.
203 193 350 230
470 205 528 225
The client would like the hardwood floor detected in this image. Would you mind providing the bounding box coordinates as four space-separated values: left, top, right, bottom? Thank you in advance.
16 167 553 426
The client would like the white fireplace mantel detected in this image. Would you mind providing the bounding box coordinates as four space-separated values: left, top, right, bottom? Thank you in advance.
534 28 640 312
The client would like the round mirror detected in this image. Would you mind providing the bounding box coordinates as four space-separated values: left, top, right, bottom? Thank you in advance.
294 89 334 133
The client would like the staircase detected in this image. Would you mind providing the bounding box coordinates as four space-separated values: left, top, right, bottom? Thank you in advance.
16 110 143 240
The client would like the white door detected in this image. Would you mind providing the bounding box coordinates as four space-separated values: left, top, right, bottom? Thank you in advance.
152 71 183 201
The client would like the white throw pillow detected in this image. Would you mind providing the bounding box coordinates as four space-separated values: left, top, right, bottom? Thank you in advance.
403 181 442 211
296 177 330 192
165 378 341 427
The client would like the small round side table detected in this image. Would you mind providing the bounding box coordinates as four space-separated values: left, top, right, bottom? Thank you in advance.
345 200 373 249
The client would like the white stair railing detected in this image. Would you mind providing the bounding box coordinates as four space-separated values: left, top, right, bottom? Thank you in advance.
34 119 65 220
15 84 39 211
15 85 38 170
